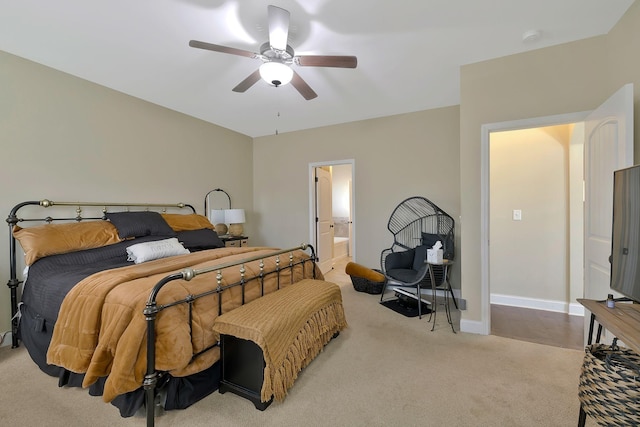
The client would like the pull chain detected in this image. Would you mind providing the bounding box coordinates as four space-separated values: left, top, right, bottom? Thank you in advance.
275 84 282 135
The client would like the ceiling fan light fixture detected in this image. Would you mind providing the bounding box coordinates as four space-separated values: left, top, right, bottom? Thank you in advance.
259 62 293 87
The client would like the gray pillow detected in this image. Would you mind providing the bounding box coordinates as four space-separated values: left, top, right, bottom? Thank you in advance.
412 246 428 271
106 211 176 239
421 232 454 260
176 229 224 251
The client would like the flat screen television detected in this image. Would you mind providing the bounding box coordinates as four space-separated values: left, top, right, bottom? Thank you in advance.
610 164 640 302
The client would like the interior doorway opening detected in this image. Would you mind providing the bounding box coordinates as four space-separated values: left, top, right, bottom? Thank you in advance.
309 160 355 275
488 123 585 349
470 84 635 345
473 111 589 338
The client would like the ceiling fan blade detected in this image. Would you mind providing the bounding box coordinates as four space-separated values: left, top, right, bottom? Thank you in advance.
189 40 258 59
267 5 290 51
290 71 317 100
295 55 358 68
232 70 262 93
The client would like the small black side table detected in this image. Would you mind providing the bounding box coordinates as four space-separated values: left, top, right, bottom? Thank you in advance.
427 260 456 333
219 235 249 247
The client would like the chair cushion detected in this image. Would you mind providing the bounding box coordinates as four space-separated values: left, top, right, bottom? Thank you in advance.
384 249 415 271
386 268 422 283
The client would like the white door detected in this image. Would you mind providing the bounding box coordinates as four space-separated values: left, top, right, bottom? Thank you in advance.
315 167 334 274
584 84 634 341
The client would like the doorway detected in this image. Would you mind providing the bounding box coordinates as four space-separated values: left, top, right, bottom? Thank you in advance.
477 87 635 345
489 124 585 348
309 160 355 275
476 111 589 338
463 85 635 340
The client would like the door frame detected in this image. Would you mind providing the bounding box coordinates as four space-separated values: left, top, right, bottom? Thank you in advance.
472 111 589 335
308 159 356 262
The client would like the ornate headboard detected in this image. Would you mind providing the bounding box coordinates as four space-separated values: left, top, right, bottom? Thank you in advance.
5 199 195 348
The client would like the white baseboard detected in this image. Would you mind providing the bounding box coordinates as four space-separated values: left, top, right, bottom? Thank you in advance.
460 318 489 335
568 303 585 316
491 293 584 316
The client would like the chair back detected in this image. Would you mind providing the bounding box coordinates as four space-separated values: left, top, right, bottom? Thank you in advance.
380 196 455 273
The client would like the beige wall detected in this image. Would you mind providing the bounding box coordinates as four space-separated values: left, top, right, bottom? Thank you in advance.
490 126 571 304
2 2 639 340
459 1 640 329
0 52 253 336
252 106 461 277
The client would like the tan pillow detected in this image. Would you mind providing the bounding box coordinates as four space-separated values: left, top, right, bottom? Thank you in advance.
345 262 386 282
13 221 121 265
161 213 214 231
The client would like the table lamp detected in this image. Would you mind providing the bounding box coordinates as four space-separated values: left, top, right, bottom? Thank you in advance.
225 209 246 237
210 209 228 235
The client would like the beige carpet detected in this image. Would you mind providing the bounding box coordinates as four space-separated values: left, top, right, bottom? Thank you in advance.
0 262 592 426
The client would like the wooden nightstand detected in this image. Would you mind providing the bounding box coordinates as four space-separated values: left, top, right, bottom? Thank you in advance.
220 235 249 247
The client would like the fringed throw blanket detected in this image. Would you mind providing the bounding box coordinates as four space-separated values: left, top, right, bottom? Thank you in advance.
212 279 347 403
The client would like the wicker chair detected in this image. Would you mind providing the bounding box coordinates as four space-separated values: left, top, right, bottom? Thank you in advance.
379 196 455 318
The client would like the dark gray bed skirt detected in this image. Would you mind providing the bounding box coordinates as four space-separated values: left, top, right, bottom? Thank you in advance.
18 304 221 417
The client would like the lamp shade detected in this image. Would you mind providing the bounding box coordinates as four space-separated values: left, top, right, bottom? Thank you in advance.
225 209 245 224
210 209 228 235
210 209 226 224
259 62 293 86
225 208 246 237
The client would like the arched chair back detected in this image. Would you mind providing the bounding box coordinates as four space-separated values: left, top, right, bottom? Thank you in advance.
381 196 454 270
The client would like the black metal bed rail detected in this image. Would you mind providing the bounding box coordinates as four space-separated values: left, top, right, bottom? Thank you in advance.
143 244 317 427
5 199 195 349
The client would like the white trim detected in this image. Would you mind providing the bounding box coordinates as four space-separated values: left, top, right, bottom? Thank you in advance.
477 111 590 335
490 294 584 316
569 303 585 317
308 159 356 262
460 319 486 335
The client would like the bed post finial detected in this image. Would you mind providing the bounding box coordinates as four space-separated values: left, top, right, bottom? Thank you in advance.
182 268 195 281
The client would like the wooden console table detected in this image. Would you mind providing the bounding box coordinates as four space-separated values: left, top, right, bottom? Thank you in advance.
577 298 640 426
578 298 640 354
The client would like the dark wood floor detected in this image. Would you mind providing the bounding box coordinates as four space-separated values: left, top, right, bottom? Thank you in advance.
491 304 584 350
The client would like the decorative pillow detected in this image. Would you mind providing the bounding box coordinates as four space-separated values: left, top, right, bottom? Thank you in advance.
13 221 121 266
345 262 386 282
161 213 214 231
106 211 176 239
412 245 429 271
421 232 454 260
126 238 189 264
176 229 224 251
384 249 415 271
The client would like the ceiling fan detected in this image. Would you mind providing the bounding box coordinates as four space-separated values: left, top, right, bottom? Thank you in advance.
189 5 357 100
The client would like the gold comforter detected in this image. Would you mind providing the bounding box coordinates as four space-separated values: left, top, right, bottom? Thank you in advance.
46 246 319 402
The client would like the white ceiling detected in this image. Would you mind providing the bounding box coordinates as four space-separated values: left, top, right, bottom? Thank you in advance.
0 0 634 138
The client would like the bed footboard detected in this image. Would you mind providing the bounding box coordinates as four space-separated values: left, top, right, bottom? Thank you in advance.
143 244 318 427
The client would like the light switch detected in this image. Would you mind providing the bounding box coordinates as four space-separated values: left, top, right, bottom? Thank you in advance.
513 209 522 221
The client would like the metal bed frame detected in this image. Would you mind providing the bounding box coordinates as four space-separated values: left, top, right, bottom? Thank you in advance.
6 199 196 349
143 244 317 426
5 200 319 427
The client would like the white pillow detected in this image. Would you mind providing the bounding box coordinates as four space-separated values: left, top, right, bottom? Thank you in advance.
126 238 190 264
